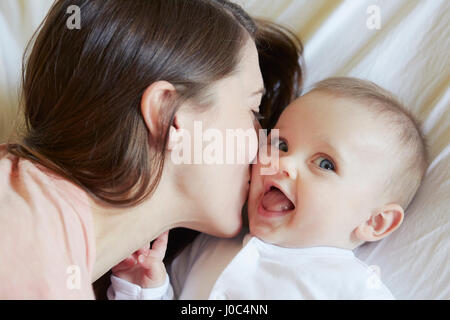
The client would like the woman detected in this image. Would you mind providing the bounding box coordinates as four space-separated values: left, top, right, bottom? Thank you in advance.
0 0 302 299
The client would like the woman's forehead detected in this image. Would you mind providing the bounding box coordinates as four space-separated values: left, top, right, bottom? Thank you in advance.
237 39 264 89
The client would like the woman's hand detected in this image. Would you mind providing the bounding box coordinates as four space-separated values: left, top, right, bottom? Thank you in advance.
111 231 169 288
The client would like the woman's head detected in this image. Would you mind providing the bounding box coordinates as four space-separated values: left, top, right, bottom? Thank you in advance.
8 0 303 237
160 38 265 236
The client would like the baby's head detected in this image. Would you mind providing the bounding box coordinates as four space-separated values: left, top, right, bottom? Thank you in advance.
248 77 427 249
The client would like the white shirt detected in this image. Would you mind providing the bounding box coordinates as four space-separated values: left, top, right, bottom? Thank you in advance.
108 230 394 300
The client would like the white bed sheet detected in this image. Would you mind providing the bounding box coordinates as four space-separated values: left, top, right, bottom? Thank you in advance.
0 0 449 299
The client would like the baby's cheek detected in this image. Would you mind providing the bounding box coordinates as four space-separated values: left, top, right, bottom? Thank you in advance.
256 148 280 176
249 165 261 193
247 166 262 201
299 185 330 215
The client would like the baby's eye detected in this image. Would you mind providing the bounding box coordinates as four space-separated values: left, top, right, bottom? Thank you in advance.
314 156 336 171
271 137 288 152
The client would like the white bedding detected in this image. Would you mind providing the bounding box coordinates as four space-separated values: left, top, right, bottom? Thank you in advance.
0 0 449 299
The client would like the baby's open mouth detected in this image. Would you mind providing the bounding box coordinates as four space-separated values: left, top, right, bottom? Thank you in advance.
261 186 295 212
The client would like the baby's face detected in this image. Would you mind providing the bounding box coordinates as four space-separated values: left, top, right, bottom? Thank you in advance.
248 91 393 249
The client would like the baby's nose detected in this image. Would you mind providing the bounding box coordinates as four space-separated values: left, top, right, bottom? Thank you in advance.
278 157 298 180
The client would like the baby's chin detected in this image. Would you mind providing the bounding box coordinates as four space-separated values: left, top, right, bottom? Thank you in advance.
248 213 304 248
249 226 295 247
246 200 287 244
248 216 282 245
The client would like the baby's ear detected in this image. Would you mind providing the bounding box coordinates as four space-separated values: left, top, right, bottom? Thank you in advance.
354 204 404 242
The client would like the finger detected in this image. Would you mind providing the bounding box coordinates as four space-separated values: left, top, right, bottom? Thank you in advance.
137 254 162 270
143 263 167 286
111 256 137 273
136 243 151 257
138 255 165 275
149 231 169 260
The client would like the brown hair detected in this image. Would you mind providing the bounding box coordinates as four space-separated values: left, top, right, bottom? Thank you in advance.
255 19 304 130
6 0 303 208
310 77 428 210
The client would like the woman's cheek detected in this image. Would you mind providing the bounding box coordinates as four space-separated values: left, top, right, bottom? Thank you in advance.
234 115 258 165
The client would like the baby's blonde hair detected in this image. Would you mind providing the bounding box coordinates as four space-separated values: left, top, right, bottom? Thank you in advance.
309 77 428 211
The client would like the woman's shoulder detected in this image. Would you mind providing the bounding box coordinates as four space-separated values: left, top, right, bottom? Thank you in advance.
0 144 93 220
0 144 96 298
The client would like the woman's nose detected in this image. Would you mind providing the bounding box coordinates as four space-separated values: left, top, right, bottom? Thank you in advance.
253 118 263 149
249 119 264 165
248 125 260 165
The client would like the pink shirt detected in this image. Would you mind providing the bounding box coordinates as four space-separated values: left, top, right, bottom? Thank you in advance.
0 144 96 299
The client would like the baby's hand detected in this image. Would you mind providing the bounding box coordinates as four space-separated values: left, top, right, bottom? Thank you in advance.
111 231 169 288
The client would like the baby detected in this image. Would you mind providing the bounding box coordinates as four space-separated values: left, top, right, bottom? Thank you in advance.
107 77 427 300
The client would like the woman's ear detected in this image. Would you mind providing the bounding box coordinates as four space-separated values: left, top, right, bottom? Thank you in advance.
141 81 177 139
354 203 404 242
